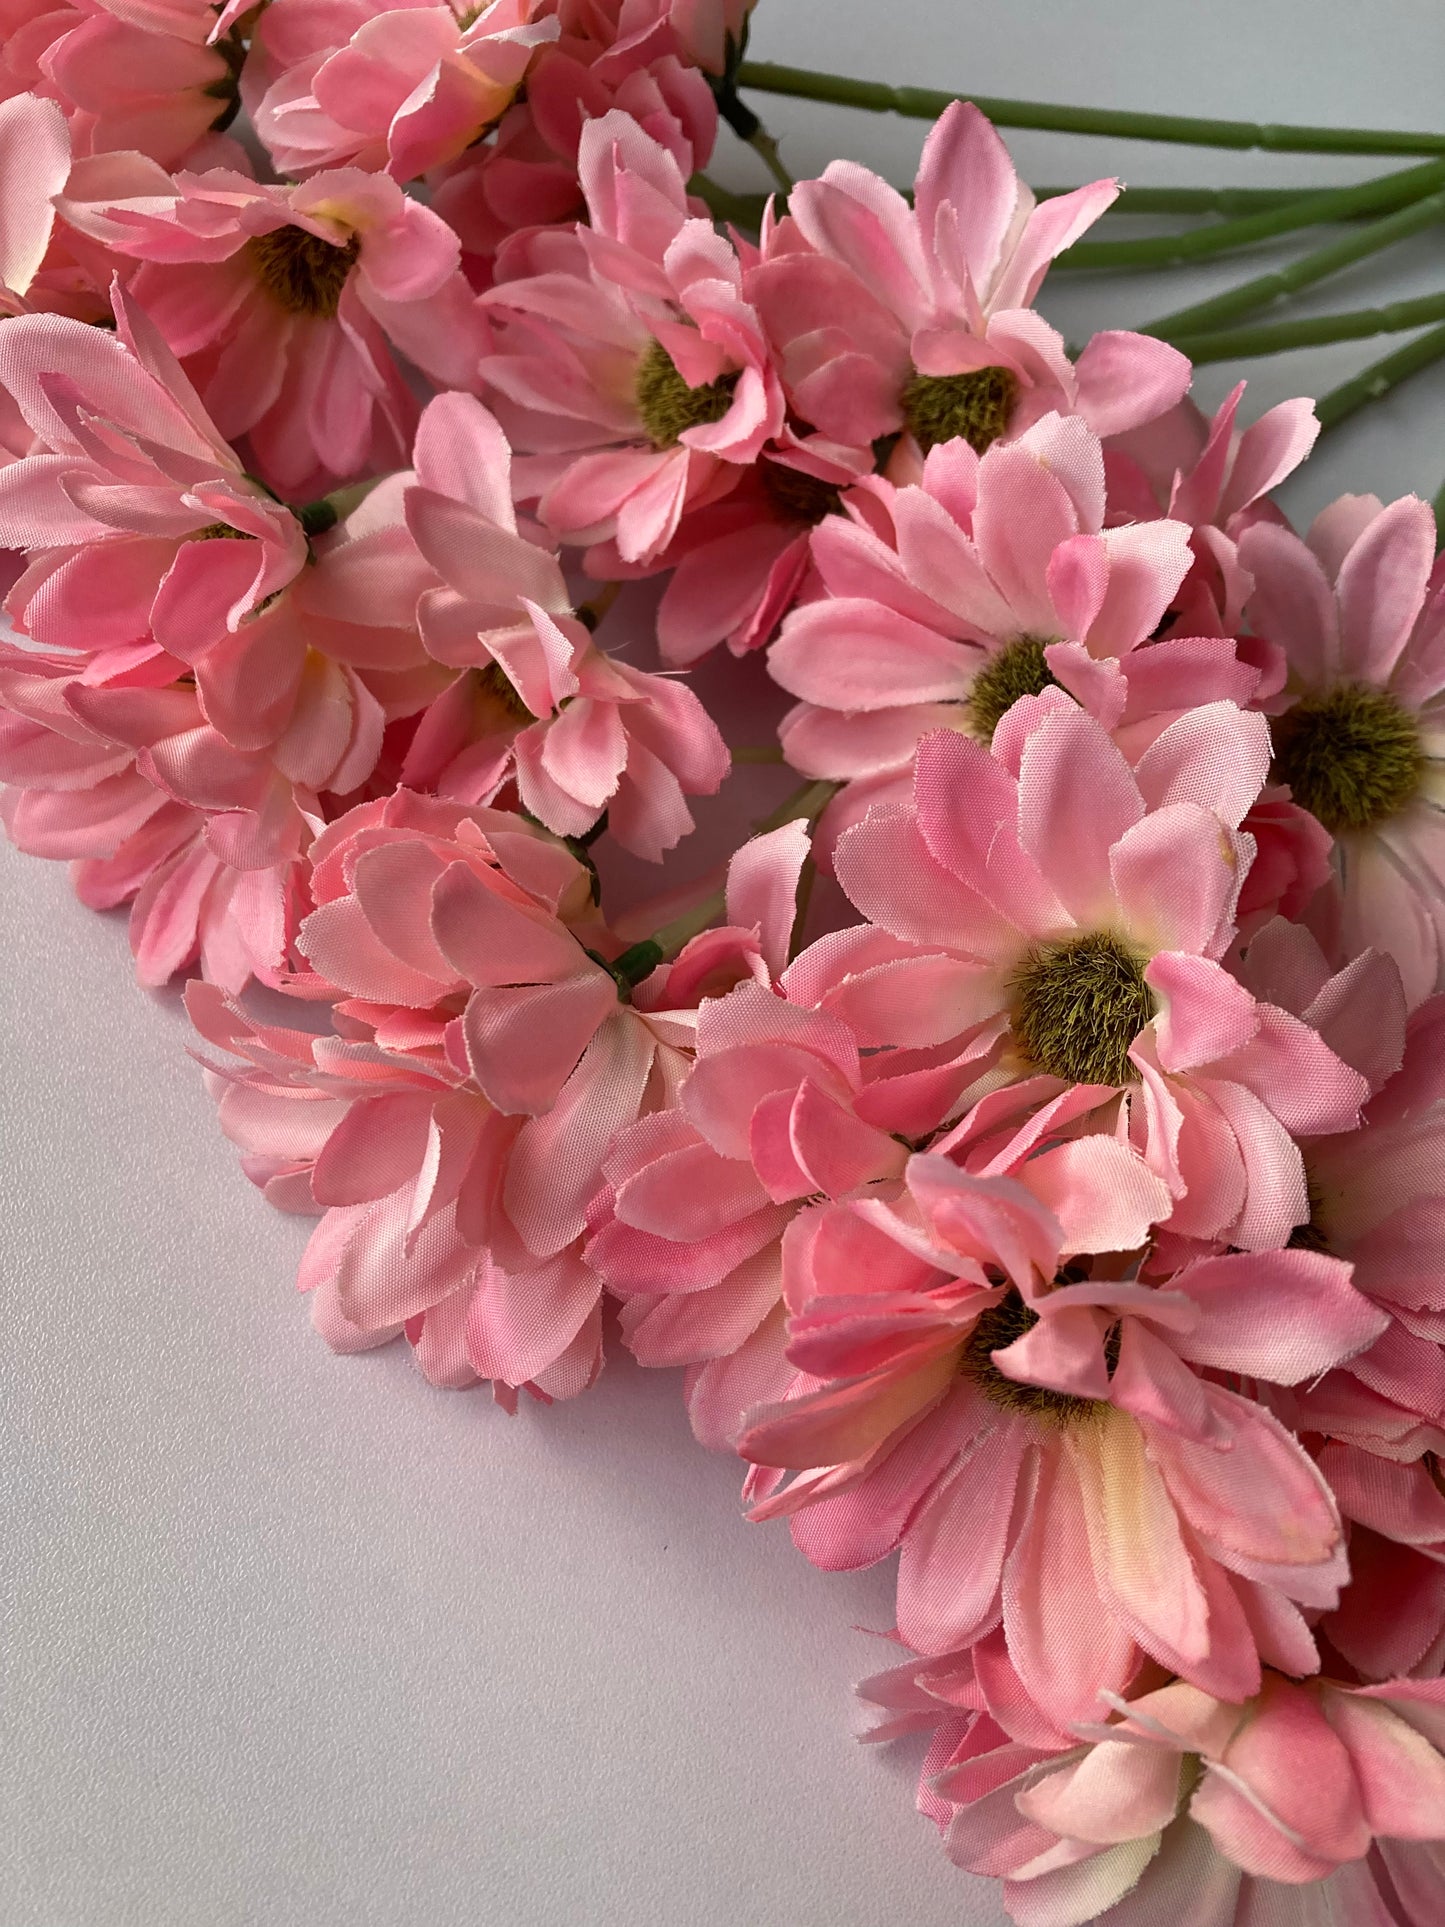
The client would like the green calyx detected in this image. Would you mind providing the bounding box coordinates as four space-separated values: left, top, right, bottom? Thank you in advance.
635 339 739 449
968 635 1059 742
1272 682 1424 833
1010 931 1154 1088
248 226 361 319
901 365 1018 454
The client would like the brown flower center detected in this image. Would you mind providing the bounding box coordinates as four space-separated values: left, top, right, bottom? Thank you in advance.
476 659 534 726
1010 932 1154 1088
247 226 361 319
1272 682 1424 834
760 458 844 525
960 1287 1114 1422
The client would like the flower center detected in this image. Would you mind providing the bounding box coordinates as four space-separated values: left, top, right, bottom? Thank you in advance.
901 366 1018 455
1010 932 1154 1087
247 226 361 319
1271 683 1424 833
635 339 739 449
191 523 252 541
760 458 844 525
476 659 534 725
960 1288 1112 1422
969 635 1058 741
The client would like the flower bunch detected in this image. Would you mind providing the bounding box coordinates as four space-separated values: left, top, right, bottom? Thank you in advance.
4 8 1445 1920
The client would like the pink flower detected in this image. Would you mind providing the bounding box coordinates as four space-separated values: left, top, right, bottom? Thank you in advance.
244 0 560 182
1240 492 1445 1006
1225 934 1442 1462
827 710 1369 1249
589 429 873 668
739 1157 1384 1720
768 413 1194 802
0 288 437 984
187 789 698 1399
921 1670 1445 1925
0 636 326 989
748 100 1190 459
57 156 486 494
390 0 723 287
393 390 730 856
0 0 238 168
1106 380 1319 535
481 109 784 563
0 287 310 662
589 822 1000 1447
1322 1445 1445 1684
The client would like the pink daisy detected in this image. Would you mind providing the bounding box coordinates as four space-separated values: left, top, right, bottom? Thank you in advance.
768 412 1194 809
1 0 239 167
480 108 783 563
826 709 1368 1249
1240 492 1445 1006
56 154 486 494
748 100 1190 460
187 789 696 1400
390 390 730 857
923 1670 1445 1926
740 1155 1384 1718
243 0 560 181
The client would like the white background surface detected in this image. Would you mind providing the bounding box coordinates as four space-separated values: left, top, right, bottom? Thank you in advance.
5 4 1445 1923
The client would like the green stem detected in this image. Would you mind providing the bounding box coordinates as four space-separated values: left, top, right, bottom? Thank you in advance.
747 125 793 193
1434 475 1445 548
1055 159 1445 271
731 744 786 764
1146 189 1445 338
1039 182 1388 215
1173 291 1445 362
649 777 839 961
1314 324 1445 433
735 60 1445 157
694 172 1440 239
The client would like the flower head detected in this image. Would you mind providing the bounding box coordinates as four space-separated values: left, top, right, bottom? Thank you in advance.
749 101 1190 459
481 109 783 563
57 157 486 493
825 705 1368 1249
740 1155 1383 1722
1241 492 1445 1006
188 789 695 1398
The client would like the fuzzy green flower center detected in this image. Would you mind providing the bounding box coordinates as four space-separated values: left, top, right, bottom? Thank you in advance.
969 635 1059 742
635 339 739 448
760 458 844 525
960 1287 1113 1423
1272 682 1424 834
901 365 1018 455
1010 932 1154 1087
248 226 361 319
191 523 252 541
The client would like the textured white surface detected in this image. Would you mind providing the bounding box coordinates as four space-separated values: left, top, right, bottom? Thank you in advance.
4 3 1445 1922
